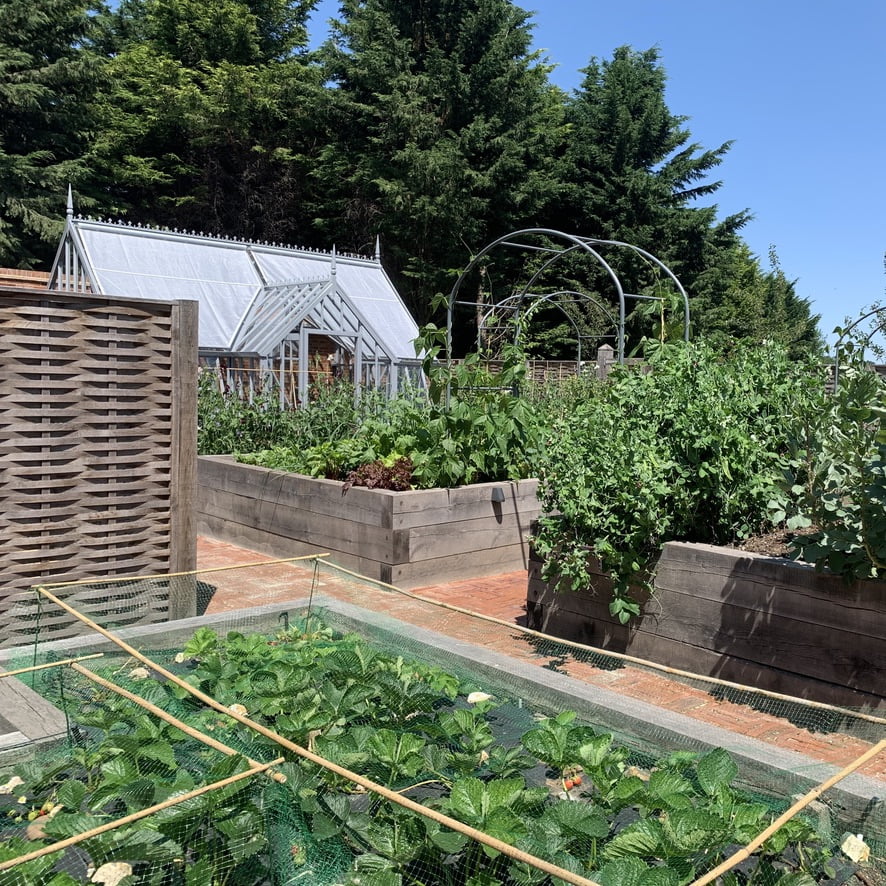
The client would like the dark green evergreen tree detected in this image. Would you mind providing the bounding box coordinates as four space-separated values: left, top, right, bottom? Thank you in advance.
315 0 565 323
543 47 739 341
91 0 324 243
692 243 822 356
0 0 105 266
543 45 821 354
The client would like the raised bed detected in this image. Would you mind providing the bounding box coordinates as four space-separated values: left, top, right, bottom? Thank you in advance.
527 542 886 711
197 455 541 588
3 594 883 844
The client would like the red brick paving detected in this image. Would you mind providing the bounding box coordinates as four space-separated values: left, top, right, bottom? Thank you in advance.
196 537 886 782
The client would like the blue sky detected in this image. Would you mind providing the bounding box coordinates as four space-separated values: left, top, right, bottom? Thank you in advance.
308 0 886 346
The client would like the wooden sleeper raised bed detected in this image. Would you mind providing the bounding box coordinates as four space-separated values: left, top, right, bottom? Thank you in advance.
197 455 541 588
527 541 886 711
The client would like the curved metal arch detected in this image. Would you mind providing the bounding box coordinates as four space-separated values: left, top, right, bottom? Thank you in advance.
591 237 690 343
447 228 690 363
832 305 886 390
477 290 618 367
448 228 624 361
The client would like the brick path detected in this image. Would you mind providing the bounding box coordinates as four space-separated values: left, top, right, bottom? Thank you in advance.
196 537 886 782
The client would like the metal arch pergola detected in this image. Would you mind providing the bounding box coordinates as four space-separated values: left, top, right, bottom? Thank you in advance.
476 290 618 366
447 228 690 364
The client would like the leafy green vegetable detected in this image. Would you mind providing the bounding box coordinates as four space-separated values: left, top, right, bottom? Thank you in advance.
0 621 835 885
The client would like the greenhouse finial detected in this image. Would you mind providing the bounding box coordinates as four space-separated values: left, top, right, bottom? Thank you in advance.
331 244 337 277
374 235 381 263
66 185 73 219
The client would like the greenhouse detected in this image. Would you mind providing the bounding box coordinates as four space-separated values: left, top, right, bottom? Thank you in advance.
48 197 423 403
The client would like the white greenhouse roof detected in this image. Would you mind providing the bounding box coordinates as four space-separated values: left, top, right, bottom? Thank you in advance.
49 217 420 358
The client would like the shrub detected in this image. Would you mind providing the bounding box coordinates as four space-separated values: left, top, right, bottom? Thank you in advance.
533 341 825 622
773 338 886 580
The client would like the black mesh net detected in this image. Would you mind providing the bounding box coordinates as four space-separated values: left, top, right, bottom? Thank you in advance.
0 557 881 886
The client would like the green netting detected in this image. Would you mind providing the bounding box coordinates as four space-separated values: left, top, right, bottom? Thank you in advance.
0 557 882 886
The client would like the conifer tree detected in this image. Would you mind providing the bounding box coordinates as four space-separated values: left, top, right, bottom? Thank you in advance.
550 46 748 296
692 243 822 356
0 0 104 266
91 0 324 243
543 45 821 352
315 0 565 321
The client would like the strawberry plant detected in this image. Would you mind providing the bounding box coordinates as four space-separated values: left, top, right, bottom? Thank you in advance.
0 622 843 885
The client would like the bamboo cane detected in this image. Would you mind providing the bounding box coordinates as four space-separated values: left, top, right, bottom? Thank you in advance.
0 653 104 680
0 758 283 871
690 738 886 886
70 663 286 784
322 560 886 728
35 585 601 886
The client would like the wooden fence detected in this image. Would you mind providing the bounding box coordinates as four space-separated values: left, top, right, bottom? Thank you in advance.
450 346 646 383
0 287 198 644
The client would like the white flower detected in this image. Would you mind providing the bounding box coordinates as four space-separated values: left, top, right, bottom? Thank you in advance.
0 776 24 795
91 861 133 885
129 667 150 680
466 692 492 705
174 652 186 663
228 703 248 717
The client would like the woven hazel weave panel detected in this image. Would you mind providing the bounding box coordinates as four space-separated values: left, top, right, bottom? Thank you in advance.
0 290 196 642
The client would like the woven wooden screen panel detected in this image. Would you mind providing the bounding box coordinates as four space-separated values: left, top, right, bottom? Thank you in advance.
0 288 197 645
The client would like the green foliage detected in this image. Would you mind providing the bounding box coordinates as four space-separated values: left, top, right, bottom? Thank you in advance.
238 436 377 479
557 46 735 235
237 326 544 488
197 368 389 456
1 0 821 355
772 331 886 580
533 341 825 622
0 0 821 356
89 0 325 242
383 324 543 487
538 45 822 357
546 46 747 331
0 715 267 883
0 622 834 884
0 0 105 266
316 0 565 322
692 244 823 360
